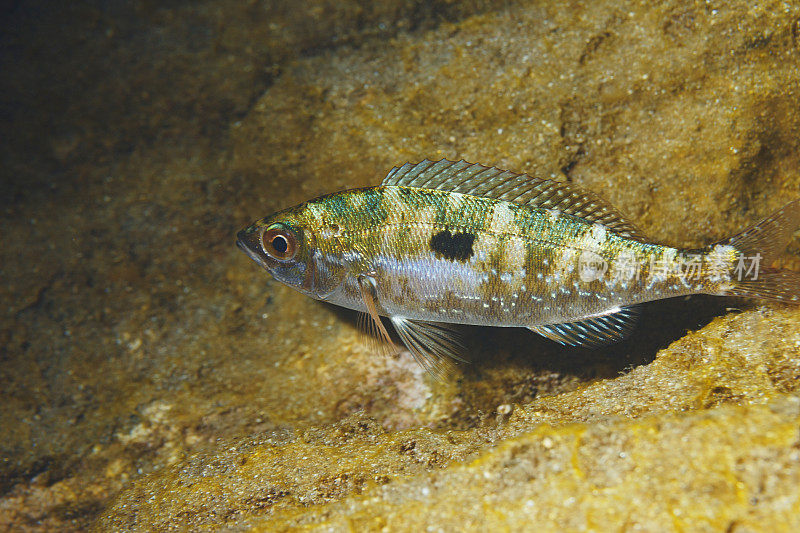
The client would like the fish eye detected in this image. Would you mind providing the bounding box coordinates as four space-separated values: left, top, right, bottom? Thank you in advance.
262 225 298 260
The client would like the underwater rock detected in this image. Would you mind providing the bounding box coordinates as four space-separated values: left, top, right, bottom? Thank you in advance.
1 0 799 530
97 307 800 529
98 395 800 531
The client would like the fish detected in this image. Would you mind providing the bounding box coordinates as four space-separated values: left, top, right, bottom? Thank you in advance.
237 158 800 376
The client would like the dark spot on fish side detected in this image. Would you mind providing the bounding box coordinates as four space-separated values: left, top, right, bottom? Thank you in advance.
430 230 475 262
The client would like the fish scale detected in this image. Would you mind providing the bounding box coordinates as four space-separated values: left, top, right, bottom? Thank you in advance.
237 159 800 376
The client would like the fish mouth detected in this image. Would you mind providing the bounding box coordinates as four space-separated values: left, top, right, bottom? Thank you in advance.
236 231 270 270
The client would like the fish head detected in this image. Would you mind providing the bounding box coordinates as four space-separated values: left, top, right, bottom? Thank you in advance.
237 204 345 300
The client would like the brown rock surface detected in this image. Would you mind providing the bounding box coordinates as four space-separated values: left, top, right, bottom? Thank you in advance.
1 0 799 530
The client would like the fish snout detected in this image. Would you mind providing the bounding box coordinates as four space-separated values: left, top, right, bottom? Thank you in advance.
236 229 270 270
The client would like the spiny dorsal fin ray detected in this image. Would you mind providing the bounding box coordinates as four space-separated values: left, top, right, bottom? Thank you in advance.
389 317 466 380
528 306 640 348
383 159 645 240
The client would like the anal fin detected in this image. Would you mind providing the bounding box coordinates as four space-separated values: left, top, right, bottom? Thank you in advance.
529 306 640 348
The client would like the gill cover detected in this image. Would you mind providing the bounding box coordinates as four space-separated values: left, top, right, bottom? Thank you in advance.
238 207 346 301
307 223 346 300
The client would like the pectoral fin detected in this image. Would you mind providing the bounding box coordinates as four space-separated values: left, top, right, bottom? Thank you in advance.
528 306 640 348
357 274 397 356
357 274 466 377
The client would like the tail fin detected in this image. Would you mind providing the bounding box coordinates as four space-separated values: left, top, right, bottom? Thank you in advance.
727 269 800 302
718 199 800 303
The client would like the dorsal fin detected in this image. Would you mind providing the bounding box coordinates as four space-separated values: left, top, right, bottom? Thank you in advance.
383 159 645 240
